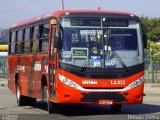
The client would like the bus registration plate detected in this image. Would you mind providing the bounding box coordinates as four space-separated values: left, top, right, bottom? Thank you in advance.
99 100 113 105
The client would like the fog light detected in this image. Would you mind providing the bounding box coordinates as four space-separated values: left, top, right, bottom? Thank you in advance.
123 92 129 96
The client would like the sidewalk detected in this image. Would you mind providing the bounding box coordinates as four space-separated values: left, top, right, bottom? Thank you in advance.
144 83 160 96
0 78 160 95
0 78 7 87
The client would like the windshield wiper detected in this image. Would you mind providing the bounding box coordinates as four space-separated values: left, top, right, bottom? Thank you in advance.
114 51 127 68
80 61 88 72
80 59 94 72
80 51 127 72
80 39 101 72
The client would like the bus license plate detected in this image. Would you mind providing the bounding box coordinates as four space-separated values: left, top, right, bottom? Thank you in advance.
99 100 113 105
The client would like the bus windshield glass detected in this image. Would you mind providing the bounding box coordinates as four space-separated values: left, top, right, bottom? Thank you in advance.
60 18 143 68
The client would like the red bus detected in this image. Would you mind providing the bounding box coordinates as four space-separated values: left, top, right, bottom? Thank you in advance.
8 10 145 113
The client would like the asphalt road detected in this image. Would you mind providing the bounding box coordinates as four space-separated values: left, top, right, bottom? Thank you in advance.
0 87 160 120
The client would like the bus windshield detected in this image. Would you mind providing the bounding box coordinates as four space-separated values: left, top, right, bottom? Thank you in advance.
60 18 143 69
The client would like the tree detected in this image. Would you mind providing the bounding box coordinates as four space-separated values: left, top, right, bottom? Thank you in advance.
147 40 160 64
141 17 160 62
141 17 160 82
141 17 160 42
0 63 2 68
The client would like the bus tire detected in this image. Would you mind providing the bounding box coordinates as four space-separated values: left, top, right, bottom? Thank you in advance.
16 80 25 106
111 105 122 112
48 101 55 114
43 86 56 114
26 97 36 106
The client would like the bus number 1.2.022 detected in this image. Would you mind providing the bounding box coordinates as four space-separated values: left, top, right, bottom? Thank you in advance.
110 80 125 85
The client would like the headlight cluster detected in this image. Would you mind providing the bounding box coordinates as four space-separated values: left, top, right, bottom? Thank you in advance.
127 77 144 89
59 74 79 88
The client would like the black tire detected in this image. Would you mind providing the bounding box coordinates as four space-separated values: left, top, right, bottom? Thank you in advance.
111 105 122 113
48 101 56 114
43 86 56 114
16 80 26 106
26 97 36 106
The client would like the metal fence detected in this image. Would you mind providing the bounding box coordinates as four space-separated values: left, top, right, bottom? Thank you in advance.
0 57 7 78
144 49 160 83
144 58 160 83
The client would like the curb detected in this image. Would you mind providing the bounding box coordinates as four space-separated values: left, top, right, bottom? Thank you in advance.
0 79 7 87
144 84 160 96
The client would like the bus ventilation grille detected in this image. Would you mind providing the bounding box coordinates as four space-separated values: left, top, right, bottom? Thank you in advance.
80 92 127 102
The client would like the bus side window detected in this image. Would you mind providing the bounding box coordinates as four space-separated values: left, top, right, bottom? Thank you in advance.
17 30 23 54
39 23 49 53
31 25 39 53
24 28 31 53
9 31 16 54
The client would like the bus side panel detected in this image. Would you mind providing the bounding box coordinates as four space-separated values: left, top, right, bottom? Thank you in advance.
19 55 32 97
32 54 49 99
8 56 19 94
19 54 45 98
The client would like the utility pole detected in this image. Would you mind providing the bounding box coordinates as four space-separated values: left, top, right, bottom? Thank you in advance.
62 0 64 10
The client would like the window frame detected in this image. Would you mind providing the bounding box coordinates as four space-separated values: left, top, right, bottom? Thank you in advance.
30 25 40 53
24 28 31 53
9 31 17 54
39 23 50 53
16 29 24 54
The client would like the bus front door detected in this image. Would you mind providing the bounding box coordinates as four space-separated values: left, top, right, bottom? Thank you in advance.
48 25 57 98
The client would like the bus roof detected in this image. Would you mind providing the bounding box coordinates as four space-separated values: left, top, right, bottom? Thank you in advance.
10 10 136 28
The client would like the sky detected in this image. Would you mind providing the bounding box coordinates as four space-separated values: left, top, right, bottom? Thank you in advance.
0 0 160 29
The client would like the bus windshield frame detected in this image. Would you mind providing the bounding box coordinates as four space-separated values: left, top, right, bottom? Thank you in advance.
59 17 143 69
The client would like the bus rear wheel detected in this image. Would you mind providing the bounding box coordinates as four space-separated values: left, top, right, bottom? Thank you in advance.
111 105 122 113
16 80 25 106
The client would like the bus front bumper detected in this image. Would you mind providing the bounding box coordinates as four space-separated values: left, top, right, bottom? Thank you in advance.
53 79 144 105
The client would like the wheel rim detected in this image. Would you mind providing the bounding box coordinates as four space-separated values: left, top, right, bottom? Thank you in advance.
16 85 20 101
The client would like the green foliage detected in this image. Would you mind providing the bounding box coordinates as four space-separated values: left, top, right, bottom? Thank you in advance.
141 17 160 63
147 40 160 64
0 63 2 68
141 17 160 42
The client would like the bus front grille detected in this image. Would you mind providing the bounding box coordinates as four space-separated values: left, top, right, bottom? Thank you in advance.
80 92 127 102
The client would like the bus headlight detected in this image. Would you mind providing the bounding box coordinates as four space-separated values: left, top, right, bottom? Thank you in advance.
59 74 79 88
63 78 68 83
126 77 144 89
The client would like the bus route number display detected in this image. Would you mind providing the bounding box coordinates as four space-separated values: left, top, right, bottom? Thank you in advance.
70 18 128 27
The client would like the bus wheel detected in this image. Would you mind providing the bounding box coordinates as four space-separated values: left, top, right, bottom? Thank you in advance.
48 101 56 114
16 80 25 106
43 86 56 114
111 105 122 113
26 97 36 106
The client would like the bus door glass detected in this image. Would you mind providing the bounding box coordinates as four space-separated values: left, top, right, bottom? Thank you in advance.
49 24 57 96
